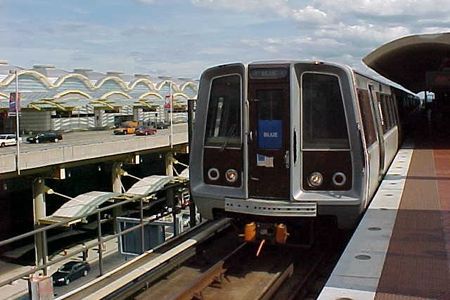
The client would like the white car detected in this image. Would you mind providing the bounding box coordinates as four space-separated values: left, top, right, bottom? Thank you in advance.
0 134 18 147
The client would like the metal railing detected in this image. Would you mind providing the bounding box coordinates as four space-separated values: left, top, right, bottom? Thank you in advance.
0 180 192 288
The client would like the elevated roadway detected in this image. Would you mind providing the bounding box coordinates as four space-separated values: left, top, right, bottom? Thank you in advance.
0 124 188 178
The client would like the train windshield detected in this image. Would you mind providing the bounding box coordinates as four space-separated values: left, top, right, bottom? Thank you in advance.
302 73 349 149
205 74 241 147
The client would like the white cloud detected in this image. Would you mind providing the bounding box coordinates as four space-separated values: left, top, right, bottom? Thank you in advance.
192 0 331 25
315 0 450 17
192 0 292 15
291 5 329 24
419 26 450 34
2 0 450 80
239 36 348 60
315 23 411 45
135 0 157 4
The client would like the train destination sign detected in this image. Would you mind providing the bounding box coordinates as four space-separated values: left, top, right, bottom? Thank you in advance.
249 68 288 79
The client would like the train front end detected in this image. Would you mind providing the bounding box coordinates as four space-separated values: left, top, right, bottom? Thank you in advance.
190 61 365 243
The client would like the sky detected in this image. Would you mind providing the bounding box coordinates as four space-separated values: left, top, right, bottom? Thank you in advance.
0 0 449 80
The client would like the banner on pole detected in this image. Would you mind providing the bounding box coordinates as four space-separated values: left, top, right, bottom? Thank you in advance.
164 94 172 110
8 92 21 117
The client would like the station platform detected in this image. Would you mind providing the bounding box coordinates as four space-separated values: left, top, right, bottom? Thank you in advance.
319 125 450 299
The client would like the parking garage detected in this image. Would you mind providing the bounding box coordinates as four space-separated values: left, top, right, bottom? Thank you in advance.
0 62 197 133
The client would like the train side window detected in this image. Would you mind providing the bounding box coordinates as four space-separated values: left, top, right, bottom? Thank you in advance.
205 75 241 147
358 89 377 146
387 95 397 126
391 95 400 126
387 95 396 128
379 94 390 132
302 73 349 149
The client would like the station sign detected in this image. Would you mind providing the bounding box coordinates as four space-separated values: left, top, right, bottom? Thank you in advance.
258 119 282 149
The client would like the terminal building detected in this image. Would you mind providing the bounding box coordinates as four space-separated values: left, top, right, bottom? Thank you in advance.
0 61 198 133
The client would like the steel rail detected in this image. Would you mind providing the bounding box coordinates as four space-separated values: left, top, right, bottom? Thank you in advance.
170 242 247 300
57 218 231 300
136 243 298 300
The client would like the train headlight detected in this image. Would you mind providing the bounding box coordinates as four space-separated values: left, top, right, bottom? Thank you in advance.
225 169 238 183
307 172 323 187
332 172 347 186
207 168 220 181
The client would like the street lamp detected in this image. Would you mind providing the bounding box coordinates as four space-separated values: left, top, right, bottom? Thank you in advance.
9 69 20 175
45 187 74 201
159 76 174 148
122 171 143 181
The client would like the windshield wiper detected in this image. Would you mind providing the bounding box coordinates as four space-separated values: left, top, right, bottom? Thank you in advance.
220 125 236 152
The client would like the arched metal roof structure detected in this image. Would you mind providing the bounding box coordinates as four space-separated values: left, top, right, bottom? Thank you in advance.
39 175 188 226
363 32 450 93
0 61 198 111
125 175 174 196
40 191 119 225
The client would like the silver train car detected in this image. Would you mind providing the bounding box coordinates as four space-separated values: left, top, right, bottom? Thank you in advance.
190 61 418 242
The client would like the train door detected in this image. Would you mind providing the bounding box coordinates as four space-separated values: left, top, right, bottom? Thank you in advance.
247 66 290 199
368 85 385 176
356 87 380 202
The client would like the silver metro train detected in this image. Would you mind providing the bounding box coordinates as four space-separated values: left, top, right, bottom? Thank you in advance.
190 61 419 243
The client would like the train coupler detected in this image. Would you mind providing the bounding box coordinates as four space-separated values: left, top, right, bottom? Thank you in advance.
242 222 289 244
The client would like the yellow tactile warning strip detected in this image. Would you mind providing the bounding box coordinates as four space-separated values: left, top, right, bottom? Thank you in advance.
376 148 450 299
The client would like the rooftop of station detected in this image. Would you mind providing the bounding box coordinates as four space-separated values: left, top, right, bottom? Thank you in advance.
0 60 198 111
364 32 450 93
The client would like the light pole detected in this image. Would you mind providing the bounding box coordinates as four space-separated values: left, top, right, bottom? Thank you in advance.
159 76 174 148
9 69 20 174
169 80 173 148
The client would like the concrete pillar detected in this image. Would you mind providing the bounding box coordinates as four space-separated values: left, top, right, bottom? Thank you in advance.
133 107 142 124
164 107 169 124
94 109 104 128
111 162 123 234
165 152 174 176
111 162 123 193
32 178 47 268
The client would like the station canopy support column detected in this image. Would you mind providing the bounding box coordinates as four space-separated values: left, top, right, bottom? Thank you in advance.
32 178 47 270
165 152 174 177
111 162 124 233
112 162 123 193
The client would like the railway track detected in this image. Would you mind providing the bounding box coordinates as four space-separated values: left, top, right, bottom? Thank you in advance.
58 218 349 300
58 219 232 300
133 220 350 300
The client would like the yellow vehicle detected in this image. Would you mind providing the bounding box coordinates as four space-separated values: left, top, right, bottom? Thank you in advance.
113 121 139 135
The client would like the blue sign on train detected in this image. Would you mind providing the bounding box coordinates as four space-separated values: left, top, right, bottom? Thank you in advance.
258 120 282 149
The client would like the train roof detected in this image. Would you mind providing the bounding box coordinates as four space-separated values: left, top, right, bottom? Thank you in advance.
205 60 417 96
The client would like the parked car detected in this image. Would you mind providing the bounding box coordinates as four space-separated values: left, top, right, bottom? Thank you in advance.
135 126 157 136
52 261 90 286
26 132 62 143
113 127 136 135
0 133 18 147
151 121 170 129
